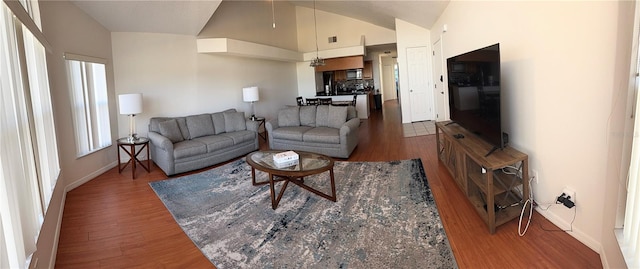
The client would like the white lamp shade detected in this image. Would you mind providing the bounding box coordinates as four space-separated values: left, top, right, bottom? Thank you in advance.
119 93 143 115
242 87 259 102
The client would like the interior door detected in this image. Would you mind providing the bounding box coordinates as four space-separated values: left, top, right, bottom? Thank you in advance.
407 46 434 122
432 38 447 121
381 56 397 101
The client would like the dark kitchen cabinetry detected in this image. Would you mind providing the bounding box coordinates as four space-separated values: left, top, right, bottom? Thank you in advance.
314 56 364 72
334 70 347 81
363 61 373 79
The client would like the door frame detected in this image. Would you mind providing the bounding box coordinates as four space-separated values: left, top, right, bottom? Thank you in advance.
432 36 449 121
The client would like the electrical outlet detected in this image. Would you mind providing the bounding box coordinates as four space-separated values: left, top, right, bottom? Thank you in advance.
532 169 539 184
562 187 576 204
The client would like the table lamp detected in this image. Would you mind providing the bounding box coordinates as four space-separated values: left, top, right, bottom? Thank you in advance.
242 86 259 120
118 93 143 142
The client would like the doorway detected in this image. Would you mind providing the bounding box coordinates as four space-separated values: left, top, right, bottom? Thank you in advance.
381 56 398 102
406 46 434 122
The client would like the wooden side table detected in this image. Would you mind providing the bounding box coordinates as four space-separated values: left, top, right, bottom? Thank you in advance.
251 117 266 141
117 137 150 179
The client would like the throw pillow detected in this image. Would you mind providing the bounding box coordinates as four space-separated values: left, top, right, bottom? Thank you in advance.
211 112 226 134
278 106 301 127
327 105 348 129
158 119 184 143
346 105 357 120
175 117 191 140
299 105 316 127
224 112 247 132
315 105 330 127
186 114 215 139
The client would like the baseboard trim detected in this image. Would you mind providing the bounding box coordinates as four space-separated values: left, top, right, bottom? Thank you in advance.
535 207 603 259
47 161 118 268
66 161 118 191
47 189 66 269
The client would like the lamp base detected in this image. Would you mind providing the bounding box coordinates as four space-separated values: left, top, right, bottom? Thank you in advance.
126 133 138 143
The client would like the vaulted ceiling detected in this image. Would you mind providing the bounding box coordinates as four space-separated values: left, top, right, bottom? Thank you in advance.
70 0 449 36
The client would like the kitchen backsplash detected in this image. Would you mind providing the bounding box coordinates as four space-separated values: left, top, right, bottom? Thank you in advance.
336 79 375 91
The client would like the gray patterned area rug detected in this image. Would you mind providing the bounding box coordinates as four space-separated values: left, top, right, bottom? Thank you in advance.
150 158 457 269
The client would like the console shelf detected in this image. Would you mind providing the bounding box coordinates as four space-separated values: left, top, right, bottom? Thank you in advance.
436 121 529 234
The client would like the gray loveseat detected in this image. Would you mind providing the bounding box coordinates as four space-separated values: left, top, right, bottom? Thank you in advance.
266 105 360 158
148 109 259 176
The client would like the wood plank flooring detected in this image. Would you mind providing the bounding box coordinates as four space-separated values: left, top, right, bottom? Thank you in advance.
55 100 602 268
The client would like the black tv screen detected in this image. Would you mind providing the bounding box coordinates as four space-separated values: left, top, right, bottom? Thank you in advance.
446 43 503 151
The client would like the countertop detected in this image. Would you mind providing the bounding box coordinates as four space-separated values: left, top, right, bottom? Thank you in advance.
316 90 370 97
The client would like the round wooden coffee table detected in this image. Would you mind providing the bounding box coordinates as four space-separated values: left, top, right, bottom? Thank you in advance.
246 150 336 209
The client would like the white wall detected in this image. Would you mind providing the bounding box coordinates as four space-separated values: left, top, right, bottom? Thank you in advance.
37 1 117 267
112 32 299 141
295 6 396 53
198 1 298 51
395 19 431 123
431 1 632 267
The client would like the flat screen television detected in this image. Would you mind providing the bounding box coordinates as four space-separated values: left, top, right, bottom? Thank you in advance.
446 43 503 155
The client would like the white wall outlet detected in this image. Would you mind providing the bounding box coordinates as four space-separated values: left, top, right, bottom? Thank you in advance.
562 187 576 204
532 169 539 184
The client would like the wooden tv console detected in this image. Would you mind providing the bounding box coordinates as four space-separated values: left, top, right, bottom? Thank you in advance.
435 121 529 234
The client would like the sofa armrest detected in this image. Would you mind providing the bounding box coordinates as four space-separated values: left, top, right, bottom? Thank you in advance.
246 119 260 132
340 118 360 136
148 131 174 152
265 119 279 148
265 119 279 133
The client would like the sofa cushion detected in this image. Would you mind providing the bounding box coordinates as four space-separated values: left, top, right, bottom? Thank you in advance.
271 126 313 141
303 127 340 144
211 112 226 134
346 105 357 120
327 105 348 129
173 140 207 159
150 117 191 140
186 114 215 139
224 112 247 132
192 135 234 153
174 117 191 139
221 130 256 145
158 119 184 143
315 105 329 127
278 106 301 127
299 105 316 127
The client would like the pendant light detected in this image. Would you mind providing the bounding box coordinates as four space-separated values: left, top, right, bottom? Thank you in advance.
309 0 325 67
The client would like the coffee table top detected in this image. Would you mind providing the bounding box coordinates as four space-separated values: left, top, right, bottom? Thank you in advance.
246 150 333 177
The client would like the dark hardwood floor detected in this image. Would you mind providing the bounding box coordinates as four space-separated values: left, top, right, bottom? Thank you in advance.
55 100 602 268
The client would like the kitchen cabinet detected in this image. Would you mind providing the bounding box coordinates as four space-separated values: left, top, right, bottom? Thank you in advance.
314 56 364 72
363 61 373 79
334 70 346 81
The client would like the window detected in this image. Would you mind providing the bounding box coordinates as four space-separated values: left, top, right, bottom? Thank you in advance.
616 4 640 268
65 54 111 157
0 1 59 268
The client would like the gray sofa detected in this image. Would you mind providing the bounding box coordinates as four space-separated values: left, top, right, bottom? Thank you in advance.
266 105 360 158
148 109 259 176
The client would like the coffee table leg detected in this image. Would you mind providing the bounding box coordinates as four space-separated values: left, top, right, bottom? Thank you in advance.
251 167 257 185
269 173 276 209
269 174 291 210
329 168 336 202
